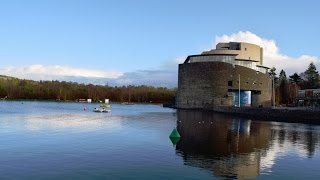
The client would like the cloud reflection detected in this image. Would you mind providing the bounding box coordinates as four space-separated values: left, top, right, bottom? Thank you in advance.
25 114 123 132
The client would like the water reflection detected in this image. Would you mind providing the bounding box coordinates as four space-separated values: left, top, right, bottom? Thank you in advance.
269 123 320 158
175 110 320 179
24 114 123 132
0 113 124 133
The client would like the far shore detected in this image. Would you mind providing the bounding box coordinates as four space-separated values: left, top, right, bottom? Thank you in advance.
0 99 167 105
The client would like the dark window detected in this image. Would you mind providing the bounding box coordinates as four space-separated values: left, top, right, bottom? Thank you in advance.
253 91 261 95
228 81 233 86
245 48 247 51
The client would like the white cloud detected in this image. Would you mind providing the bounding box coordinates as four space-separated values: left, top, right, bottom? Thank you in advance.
215 31 320 75
113 70 178 87
0 64 177 87
2 31 317 87
0 64 123 80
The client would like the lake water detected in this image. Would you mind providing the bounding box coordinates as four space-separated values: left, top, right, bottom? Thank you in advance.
0 101 320 179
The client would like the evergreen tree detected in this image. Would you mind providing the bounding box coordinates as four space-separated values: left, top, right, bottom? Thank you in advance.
279 69 287 83
305 62 319 88
289 72 302 84
269 67 278 105
279 69 289 104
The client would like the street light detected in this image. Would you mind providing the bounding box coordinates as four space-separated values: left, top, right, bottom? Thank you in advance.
272 74 275 108
238 74 241 107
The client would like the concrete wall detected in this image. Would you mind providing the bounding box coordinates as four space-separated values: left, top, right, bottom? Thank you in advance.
236 43 262 64
176 62 272 109
202 42 263 64
202 49 239 56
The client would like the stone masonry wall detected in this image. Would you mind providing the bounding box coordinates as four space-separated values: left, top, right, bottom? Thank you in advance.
176 62 272 109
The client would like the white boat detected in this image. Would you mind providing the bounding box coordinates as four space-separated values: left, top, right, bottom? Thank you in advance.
93 108 111 113
100 104 111 108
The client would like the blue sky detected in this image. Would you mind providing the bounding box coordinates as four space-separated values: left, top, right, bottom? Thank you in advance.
1 0 320 87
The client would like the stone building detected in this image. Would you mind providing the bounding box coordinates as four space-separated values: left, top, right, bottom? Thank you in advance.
176 42 272 109
296 89 320 107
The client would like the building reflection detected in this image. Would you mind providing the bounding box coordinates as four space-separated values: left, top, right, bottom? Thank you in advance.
174 110 320 179
175 110 272 179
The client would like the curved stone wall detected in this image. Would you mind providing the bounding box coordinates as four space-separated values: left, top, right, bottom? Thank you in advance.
176 62 272 109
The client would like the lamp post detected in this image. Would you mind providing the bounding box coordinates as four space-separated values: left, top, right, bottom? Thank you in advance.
239 74 241 107
272 74 275 108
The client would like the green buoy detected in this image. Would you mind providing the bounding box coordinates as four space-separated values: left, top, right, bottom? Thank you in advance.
169 128 181 145
169 128 181 138
169 136 180 145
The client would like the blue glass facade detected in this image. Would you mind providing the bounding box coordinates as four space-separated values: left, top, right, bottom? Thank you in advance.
231 90 252 107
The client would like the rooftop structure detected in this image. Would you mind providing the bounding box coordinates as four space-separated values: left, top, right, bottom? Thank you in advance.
184 42 269 74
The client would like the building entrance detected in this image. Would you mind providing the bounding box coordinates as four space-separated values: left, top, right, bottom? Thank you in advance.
229 90 252 107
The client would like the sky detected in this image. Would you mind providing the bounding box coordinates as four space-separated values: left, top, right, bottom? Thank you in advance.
0 0 320 87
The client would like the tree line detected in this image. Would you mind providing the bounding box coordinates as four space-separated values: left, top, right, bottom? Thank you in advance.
1 61 319 105
270 62 320 105
0 75 176 103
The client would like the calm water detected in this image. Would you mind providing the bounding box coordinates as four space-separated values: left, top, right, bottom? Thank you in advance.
0 101 320 179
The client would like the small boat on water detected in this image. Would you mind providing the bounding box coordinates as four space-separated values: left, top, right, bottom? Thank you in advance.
93 107 111 113
121 102 135 105
100 104 111 108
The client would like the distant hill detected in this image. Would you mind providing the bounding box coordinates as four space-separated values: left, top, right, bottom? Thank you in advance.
0 75 17 80
0 74 176 103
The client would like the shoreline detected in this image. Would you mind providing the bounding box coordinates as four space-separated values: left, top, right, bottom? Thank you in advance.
0 99 167 105
177 106 320 125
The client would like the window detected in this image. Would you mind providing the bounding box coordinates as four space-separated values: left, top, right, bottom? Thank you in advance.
228 81 233 86
245 48 247 51
298 91 305 97
253 91 261 95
